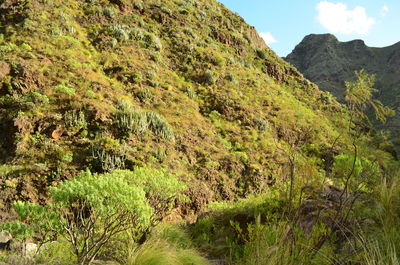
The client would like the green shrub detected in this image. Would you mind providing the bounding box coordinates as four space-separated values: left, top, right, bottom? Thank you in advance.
20 43 32 51
202 70 218 85
110 37 118 47
116 109 174 140
91 137 127 172
254 117 269 131
65 25 76 35
153 148 167 162
136 87 153 102
110 24 131 41
146 112 174 140
333 154 381 188
0 201 61 242
86 89 97 98
116 110 149 136
23 91 49 105
208 52 225 66
130 71 143 84
51 27 64 36
256 49 266 59
226 73 237 83
130 28 162 50
120 167 187 216
64 110 87 130
59 149 73 163
55 84 75 95
50 170 153 264
103 7 117 18
132 0 144 11
184 87 196 99
150 52 161 62
234 151 248 164
34 240 76 265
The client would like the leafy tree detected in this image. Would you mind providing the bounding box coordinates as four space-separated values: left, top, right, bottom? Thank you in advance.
51 169 153 264
333 154 381 189
344 70 394 123
3 167 186 265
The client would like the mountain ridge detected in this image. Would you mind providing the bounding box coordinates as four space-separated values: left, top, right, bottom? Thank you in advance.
285 33 400 149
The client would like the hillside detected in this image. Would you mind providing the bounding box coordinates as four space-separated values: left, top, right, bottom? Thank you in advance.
0 1 398 264
0 0 351 218
285 34 400 148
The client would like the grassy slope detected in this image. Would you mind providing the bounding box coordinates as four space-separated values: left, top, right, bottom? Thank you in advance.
0 0 361 221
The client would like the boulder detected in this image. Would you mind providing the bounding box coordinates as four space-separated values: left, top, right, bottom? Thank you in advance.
0 231 12 250
24 242 38 258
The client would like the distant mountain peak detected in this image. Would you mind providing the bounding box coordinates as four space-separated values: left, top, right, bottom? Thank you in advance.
303 33 338 43
285 33 400 151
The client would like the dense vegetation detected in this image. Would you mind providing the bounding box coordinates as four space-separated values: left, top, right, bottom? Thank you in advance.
0 0 398 264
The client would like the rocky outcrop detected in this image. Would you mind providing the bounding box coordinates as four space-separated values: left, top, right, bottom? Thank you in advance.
0 231 12 250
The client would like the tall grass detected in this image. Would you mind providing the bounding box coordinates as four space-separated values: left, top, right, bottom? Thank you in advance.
357 236 398 265
126 240 209 265
125 224 209 265
354 178 400 265
232 222 334 265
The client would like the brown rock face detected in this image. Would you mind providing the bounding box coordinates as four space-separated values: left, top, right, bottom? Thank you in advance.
0 61 10 80
247 26 267 50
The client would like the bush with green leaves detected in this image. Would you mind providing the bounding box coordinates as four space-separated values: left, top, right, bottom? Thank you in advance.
115 109 174 140
145 112 174 140
102 7 116 18
23 91 49 106
202 70 218 85
34 240 76 265
254 117 269 132
345 70 394 123
49 169 155 264
91 137 127 172
333 153 381 189
135 87 153 102
130 71 143 84
109 24 131 42
116 110 148 136
0 201 61 244
256 49 267 59
55 84 75 95
130 28 162 50
64 110 87 130
2 167 186 265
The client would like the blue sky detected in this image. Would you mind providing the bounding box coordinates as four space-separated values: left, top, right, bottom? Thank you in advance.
218 0 400 56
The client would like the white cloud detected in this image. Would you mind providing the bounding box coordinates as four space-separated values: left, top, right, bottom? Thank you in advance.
381 5 389 16
316 1 375 35
259 32 277 45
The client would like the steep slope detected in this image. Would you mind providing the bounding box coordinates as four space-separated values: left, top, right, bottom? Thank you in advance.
0 0 356 221
285 34 400 148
